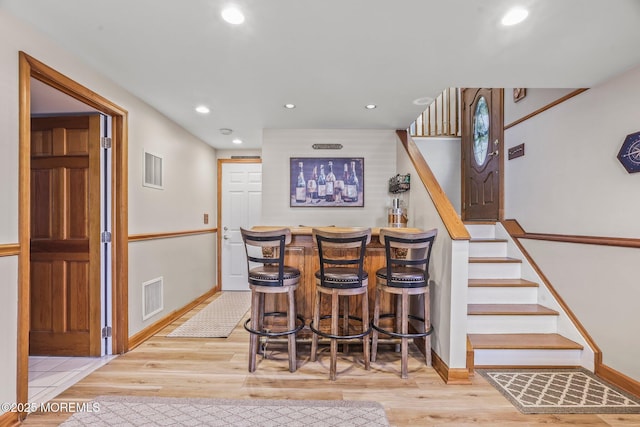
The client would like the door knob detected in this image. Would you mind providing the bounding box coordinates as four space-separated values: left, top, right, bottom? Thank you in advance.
223 235 229 240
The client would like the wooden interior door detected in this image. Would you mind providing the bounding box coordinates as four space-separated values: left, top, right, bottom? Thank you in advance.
30 115 102 356
461 88 503 221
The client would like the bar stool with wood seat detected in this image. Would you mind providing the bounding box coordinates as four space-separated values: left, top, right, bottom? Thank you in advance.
309 227 372 380
240 227 305 373
371 228 437 379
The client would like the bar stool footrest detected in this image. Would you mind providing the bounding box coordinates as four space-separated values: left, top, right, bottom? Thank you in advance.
244 312 305 337
371 313 434 339
309 315 372 340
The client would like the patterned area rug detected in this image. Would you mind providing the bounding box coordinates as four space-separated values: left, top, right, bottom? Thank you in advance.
167 291 251 338
60 396 390 426
478 368 640 414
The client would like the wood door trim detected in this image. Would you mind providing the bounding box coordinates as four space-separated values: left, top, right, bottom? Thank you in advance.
18 52 129 416
217 158 262 291
129 228 217 242
502 219 640 249
0 244 20 257
503 89 588 130
396 130 470 240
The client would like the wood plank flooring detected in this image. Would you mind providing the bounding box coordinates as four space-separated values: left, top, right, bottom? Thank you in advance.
23 294 640 426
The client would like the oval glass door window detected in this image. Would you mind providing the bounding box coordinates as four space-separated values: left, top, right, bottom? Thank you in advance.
473 96 490 166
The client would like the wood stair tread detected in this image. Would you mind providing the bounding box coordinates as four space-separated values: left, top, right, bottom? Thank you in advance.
468 333 583 350
469 257 522 263
468 304 559 316
468 279 538 287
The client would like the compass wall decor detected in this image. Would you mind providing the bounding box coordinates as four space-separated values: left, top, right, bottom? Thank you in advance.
617 131 640 173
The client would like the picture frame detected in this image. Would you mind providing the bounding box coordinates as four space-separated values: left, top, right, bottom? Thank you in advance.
290 157 364 207
513 88 526 103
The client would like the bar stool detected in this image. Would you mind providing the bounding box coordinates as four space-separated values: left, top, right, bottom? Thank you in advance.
309 227 371 380
240 227 305 373
371 228 437 379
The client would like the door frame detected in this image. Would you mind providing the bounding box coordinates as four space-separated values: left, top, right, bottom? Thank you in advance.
216 158 262 291
461 88 505 221
17 52 129 411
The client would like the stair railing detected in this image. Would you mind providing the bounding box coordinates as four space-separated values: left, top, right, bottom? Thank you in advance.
410 87 461 137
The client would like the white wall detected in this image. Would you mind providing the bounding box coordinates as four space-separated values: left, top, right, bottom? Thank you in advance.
0 9 218 410
397 140 469 369
504 66 640 380
414 137 461 214
261 129 397 227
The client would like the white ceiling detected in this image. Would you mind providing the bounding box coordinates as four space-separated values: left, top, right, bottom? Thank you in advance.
4 0 640 149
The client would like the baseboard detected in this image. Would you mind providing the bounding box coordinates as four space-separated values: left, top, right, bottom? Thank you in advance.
0 411 20 427
431 349 472 385
597 363 640 398
128 287 217 350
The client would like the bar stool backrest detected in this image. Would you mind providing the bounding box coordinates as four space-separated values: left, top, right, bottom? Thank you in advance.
240 227 291 286
312 227 371 287
378 228 438 286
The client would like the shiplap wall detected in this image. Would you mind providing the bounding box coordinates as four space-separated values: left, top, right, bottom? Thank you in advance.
261 129 397 227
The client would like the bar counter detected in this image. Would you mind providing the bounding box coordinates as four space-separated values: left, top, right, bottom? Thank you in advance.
252 226 424 324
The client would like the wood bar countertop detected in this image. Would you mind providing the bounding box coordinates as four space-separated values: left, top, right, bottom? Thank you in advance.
252 225 424 326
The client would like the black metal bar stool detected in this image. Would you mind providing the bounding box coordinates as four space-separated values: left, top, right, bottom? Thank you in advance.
309 227 371 380
371 228 437 379
240 227 305 373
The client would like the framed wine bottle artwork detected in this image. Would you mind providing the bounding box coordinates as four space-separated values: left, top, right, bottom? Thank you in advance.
289 157 364 207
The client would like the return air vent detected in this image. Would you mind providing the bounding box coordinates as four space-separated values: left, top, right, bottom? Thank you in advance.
142 277 164 320
143 151 163 189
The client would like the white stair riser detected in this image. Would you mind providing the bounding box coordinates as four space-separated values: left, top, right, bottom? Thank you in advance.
468 262 521 279
469 242 507 258
473 349 583 367
466 224 495 239
467 315 558 334
468 287 538 304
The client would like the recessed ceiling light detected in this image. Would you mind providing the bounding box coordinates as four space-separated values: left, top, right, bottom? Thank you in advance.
219 128 233 135
232 138 243 145
284 103 296 109
221 7 245 25
412 97 434 106
365 104 377 110
501 7 529 26
195 105 210 114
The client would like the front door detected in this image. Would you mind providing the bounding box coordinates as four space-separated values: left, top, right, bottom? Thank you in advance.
461 88 503 221
29 115 102 356
220 161 262 291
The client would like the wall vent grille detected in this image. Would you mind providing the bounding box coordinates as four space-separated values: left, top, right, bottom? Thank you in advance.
142 277 164 320
144 151 163 189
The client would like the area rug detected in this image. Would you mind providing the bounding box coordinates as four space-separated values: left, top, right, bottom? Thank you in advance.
477 368 640 414
167 291 251 338
60 395 390 426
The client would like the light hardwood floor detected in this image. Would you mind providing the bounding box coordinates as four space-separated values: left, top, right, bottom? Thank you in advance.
23 294 640 426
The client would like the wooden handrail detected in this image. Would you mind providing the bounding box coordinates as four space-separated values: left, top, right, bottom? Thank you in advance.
502 219 640 249
503 89 588 130
0 243 20 257
397 130 469 240
129 228 217 242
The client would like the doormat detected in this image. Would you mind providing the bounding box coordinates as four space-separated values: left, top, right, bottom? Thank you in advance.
59 395 390 426
167 291 251 338
477 368 640 414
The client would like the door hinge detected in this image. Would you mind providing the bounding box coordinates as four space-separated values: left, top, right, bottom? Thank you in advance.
101 231 112 243
101 326 112 339
101 137 112 149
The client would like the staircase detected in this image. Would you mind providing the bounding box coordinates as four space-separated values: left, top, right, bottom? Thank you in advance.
466 223 584 369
